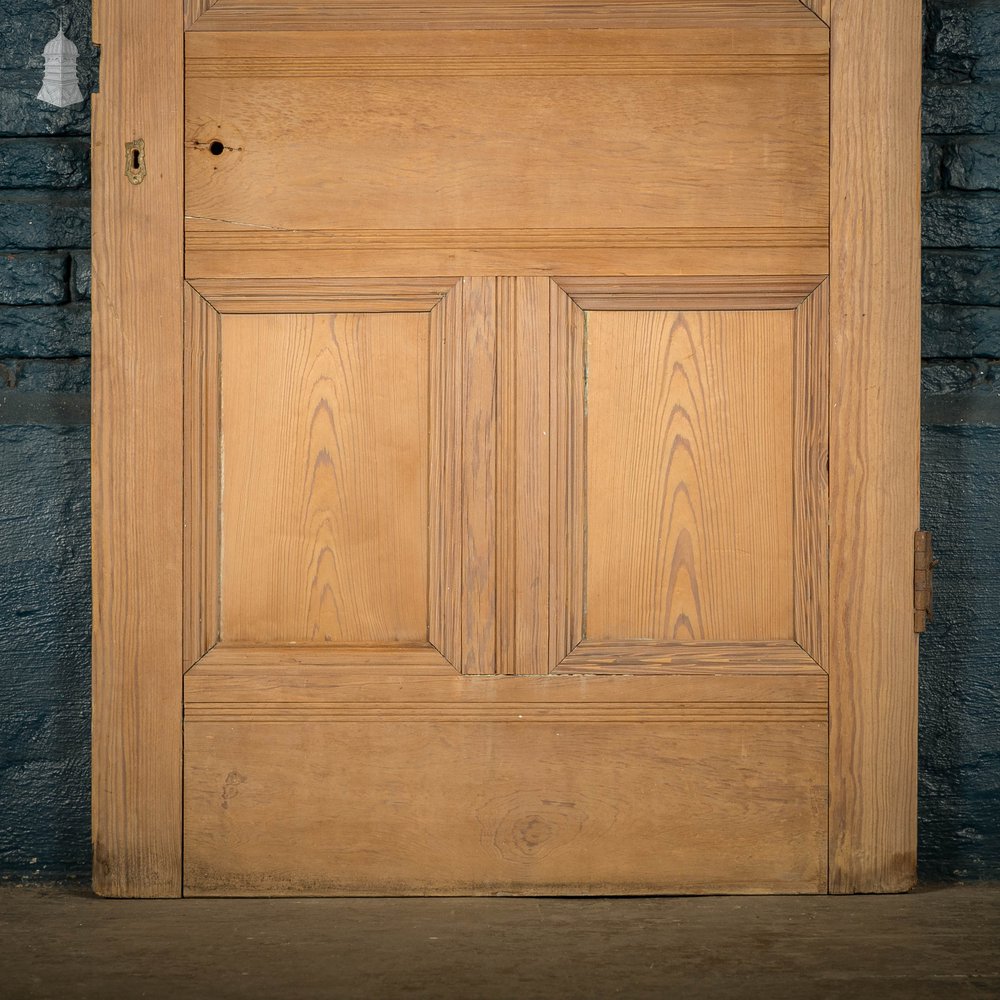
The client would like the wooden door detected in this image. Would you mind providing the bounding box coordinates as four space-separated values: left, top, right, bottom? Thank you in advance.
92 0 921 896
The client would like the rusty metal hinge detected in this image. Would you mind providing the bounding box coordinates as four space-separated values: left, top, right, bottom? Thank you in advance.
914 530 937 633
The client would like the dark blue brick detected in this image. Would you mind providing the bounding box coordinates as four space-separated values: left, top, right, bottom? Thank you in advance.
920 424 1000 880
6 0 90 15
923 304 1000 357
924 83 1000 134
0 138 89 190
0 421 90 874
0 2 98 88
0 72 90 138
924 251 1000 305
0 423 90 659
923 139 945 193
0 358 90 393
945 137 1000 191
923 193 1000 248
0 304 89 357
922 358 1000 395
0 192 90 251
70 252 89 300
930 2 1000 80
0 0 96 881
0 253 68 305
0 758 89 872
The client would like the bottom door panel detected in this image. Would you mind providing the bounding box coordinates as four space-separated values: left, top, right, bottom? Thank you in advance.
183 720 827 896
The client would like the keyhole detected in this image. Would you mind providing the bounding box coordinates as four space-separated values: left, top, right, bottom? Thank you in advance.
124 140 145 184
209 140 225 156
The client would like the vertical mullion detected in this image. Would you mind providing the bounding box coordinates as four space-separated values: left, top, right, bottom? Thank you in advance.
496 277 518 675
461 277 498 674
512 277 552 674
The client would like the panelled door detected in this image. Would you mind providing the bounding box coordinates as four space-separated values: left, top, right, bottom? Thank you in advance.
92 0 921 896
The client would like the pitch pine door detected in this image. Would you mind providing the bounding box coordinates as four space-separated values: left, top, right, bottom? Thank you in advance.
92 0 921 896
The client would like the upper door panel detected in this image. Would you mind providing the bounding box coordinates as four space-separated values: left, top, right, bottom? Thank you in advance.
183 3 829 277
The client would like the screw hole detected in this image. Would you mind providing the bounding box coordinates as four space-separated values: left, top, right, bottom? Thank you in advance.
209 140 225 156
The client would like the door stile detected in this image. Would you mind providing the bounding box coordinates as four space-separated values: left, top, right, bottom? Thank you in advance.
91 0 185 896
828 0 921 892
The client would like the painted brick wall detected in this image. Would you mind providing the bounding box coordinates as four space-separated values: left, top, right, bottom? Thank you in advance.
920 0 1000 880
1 0 95 876
0 1 998 880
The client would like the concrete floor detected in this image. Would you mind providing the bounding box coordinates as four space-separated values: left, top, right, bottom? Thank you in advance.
1 883 998 999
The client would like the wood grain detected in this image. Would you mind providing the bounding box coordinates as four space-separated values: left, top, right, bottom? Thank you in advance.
584 309 795 642
185 660 828 706
549 284 586 668
185 703 827 723
799 0 831 25
184 720 828 895
186 279 466 664
186 23 829 53
185 0 218 29
183 285 221 667
190 2 822 32
497 279 517 676
186 246 831 281
185 46 827 235
557 640 821 674
185 226 830 252
428 286 464 665
188 277 456 313
219 311 431 644
192 644 454 669
91 0 184 897
793 280 829 667
513 277 552 675
497 278 551 675
558 275 825 311
100 0 924 900
461 278 498 674
828 0 921 893
187 53 828 77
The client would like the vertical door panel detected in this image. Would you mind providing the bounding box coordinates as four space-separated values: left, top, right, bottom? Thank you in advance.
183 278 474 671
220 312 431 644
548 280 828 675
585 309 795 643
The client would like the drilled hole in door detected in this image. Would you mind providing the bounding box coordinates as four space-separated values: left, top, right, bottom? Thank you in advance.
209 141 225 155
